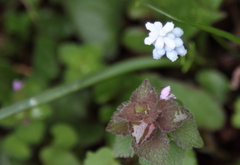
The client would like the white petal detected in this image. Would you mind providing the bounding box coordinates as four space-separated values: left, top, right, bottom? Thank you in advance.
166 32 175 39
159 29 167 37
175 45 187 56
154 21 163 30
166 50 178 62
146 22 158 33
152 48 164 59
162 22 174 33
144 35 157 45
172 27 183 37
154 37 164 49
164 37 175 49
175 38 183 47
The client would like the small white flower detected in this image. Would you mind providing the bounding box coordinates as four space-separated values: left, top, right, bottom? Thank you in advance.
160 86 176 100
144 21 187 62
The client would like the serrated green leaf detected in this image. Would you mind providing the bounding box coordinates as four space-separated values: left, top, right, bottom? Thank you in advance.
40 146 81 165
182 149 197 165
50 123 78 149
165 141 186 165
15 121 45 145
83 147 120 165
139 157 155 165
173 118 204 149
133 130 170 165
113 135 134 158
196 69 230 103
2 134 31 160
62 0 126 57
143 0 240 45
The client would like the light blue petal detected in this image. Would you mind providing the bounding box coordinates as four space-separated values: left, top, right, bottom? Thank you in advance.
163 37 175 49
155 37 164 49
166 50 178 62
153 48 164 59
175 38 183 47
164 45 174 52
175 45 187 56
166 32 175 39
172 27 183 37
156 48 165 56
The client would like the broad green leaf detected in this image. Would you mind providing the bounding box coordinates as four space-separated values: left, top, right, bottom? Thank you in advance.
4 10 31 40
143 0 240 45
15 121 45 144
173 118 204 149
50 123 78 149
52 90 90 121
83 147 120 165
93 76 124 104
114 135 134 158
98 105 115 123
78 123 104 147
58 43 104 82
231 97 240 128
165 141 186 165
62 0 126 57
133 130 170 165
33 35 59 82
182 149 197 165
122 27 153 52
196 69 230 103
200 0 223 10
139 157 155 165
40 146 81 165
39 8 73 39
146 74 225 130
2 134 31 160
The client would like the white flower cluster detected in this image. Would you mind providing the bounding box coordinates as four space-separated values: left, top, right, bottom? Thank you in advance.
144 21 187 62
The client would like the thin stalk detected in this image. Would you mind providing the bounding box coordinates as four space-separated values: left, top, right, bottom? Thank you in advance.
0 57 180 119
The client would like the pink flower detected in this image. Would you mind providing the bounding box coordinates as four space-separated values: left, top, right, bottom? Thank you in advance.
12 79 24 92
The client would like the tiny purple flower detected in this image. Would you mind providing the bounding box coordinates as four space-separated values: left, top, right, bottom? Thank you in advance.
160 86 176 100
12 79 24 92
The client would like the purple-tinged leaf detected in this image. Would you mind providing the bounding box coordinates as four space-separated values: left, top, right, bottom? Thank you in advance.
165 141 186 165
130 79 158 103
173 118 204 149
130 121 157 146
106 116 130 136
157 100 192 132
117 102 142 122
133 130 170 165
114 135 134 158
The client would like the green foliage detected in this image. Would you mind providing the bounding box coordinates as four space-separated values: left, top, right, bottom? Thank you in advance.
83 147 120 165
196 69 230 103
15 121 45 145
146 75 225 130
231 97 240 128
62 0 126 58
58 43 104 82
165 141 186 165
2 134 31 160
33 35 59 82
122 27 153 52
182 149 197 165
50 123 78 149
113 135 134 158
40 146 81 165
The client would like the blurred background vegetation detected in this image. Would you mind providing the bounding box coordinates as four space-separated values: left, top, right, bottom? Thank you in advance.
0 0 240 164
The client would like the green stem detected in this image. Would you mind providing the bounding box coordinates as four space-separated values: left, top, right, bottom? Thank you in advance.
0 57 180 119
